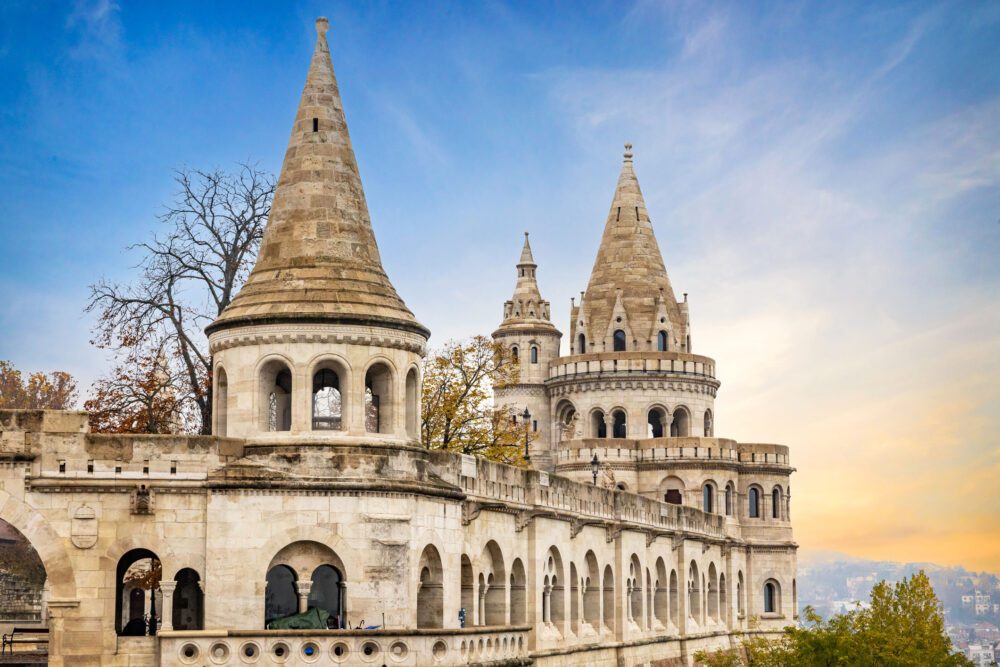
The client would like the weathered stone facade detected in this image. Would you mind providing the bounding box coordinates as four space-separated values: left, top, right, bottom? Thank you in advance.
0 16 796 667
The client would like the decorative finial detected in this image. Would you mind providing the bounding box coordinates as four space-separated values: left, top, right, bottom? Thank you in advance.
624 143 633 161
316 17 329 36
524 231 529 239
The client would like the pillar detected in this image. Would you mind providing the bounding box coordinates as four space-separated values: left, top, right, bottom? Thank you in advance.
295 581 313 614
158 580 177 631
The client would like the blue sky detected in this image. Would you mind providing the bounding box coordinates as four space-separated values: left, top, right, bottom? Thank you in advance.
1 1 998 569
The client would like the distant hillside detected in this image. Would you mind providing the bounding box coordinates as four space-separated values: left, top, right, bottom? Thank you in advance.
798 551 1000 625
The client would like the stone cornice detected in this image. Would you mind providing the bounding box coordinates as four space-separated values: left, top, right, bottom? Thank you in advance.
207 322 427 355
547 375 719 397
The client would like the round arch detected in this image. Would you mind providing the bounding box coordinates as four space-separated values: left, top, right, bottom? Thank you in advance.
0 491 77 600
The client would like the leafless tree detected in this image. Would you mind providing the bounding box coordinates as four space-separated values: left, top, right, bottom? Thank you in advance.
86 163 275 434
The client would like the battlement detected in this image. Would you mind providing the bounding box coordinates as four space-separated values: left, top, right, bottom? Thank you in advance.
547 351 717 384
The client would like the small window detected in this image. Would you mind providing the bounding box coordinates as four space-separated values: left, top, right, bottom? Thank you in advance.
511 346 519 362
749 488 760 518
703 485 714 513
657 330 668 351
764 581 778 613
772 488 782 519
613 330 626 351
577 333 586 354
58 460 66 473
87 460 94 473
664 489 682 505
530 346 539 364
725 485 733 516
312 117 319 132
532 420 538 432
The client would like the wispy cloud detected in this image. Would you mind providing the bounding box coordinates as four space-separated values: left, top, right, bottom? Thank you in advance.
66 0 122 61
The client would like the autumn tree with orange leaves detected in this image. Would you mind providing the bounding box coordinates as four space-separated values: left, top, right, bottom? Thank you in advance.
420 336 532 465
0 360 78 410
84 341 187 434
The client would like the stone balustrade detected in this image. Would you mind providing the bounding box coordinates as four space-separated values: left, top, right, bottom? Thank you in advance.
158 626 531 666
547 351 717 382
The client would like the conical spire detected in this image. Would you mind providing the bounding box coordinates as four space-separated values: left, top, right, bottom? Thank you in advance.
496 232 557 332
579 144 685 348
519 231 536 266
208 18 427 338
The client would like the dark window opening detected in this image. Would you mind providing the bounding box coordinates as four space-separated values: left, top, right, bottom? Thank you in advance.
530 346 539 363
312 118 319 132
577 333 586 354
616 207 621 221
635 206 640 220
664 489 682 504
613 330 627 351
657 330 668 351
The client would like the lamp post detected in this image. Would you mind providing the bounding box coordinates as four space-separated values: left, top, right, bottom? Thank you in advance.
522 407 531 462
591 453 600 485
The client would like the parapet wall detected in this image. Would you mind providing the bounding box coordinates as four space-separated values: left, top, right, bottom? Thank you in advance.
548 351 717 382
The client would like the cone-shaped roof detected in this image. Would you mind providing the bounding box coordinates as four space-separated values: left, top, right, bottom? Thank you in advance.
580 144 684 342
495 232 558 335
208 18 427 338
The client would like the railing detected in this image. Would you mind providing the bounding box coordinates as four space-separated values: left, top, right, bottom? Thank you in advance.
548 351 718 382
553 439 790 466
157 626 531 666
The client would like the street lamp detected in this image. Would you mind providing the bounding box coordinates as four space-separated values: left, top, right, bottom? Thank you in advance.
591 453 600 485
522 407 531 462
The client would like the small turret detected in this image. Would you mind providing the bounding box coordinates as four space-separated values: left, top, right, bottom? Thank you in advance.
492 232 562 471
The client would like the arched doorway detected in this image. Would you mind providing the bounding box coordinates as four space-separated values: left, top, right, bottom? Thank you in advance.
308 564 344 627
264 565 297 626
0 519 46 624
116 549 161 636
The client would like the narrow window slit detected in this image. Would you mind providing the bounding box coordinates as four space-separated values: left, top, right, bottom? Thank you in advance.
616 207 621 221
312 118 319 132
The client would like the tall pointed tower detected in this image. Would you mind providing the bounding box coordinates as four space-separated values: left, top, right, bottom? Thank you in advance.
493 233 562 469
206 18 428 443
571 144 690 355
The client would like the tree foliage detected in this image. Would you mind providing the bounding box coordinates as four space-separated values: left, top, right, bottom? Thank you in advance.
695 571 972 667
83 341 187 434
421 336 532 465
0 360 78 410
86 163 274 434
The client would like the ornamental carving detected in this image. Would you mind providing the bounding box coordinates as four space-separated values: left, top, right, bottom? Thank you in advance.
70 505 98 549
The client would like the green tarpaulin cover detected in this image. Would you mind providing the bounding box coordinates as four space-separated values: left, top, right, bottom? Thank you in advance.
266 607 331 630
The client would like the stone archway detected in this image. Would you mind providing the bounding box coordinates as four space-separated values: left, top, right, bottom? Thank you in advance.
0 490 77 601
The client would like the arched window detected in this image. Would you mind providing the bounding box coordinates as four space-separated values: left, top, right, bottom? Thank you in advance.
365 363 393 434
309 565 344 627
511 346 519 362
703 483 715 513
116 549 161 636
214 367 228 436
312 367 343 430
613 329 627 351
764 580 779 614
612 410 627 438
657 330 668 351
460 556 474 626
264 565 297 626
172 568 203 631
530 346 539 364
577 333 586 354
602 565 615 632
661 475 684 505
510 559 527 625
670 407 690 437
772 487 782 519
405 368 419 438
688 561 701 623
417 545 443 629
749 488 761 518
703 409 713 437
260 360 292 432
737 571 745 617
725 484 734 516
647 407 666 438
591 410 607 438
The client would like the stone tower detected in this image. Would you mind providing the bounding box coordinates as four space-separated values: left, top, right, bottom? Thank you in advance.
492 233 562 468
206 18 429 444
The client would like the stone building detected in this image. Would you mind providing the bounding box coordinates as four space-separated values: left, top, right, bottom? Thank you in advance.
0 17 796 667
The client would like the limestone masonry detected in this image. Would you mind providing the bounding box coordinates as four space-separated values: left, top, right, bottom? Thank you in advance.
0 16 797 667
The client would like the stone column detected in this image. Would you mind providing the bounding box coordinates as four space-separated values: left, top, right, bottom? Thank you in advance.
295 581 313 614
603 414 613 439
158 581 177 631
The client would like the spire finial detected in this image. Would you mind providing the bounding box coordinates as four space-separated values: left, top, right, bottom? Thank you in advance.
624 142 633 161
316 16 329 36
